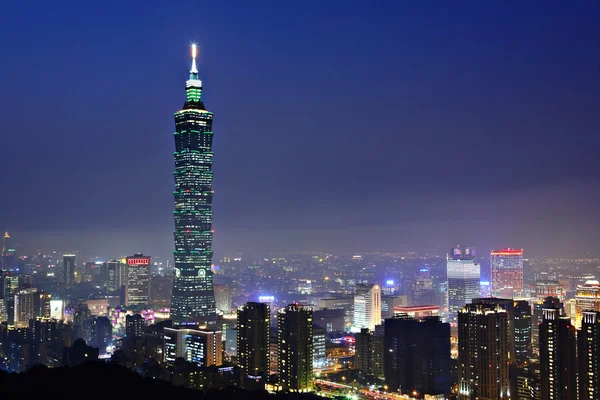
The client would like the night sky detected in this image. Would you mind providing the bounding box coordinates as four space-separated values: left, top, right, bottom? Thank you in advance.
1 1 599 259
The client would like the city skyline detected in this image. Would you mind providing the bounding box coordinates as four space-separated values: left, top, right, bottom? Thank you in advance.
1 3 600 397
1 2 599 259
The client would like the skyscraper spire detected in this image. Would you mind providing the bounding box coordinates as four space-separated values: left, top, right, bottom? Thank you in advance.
190 43 198 75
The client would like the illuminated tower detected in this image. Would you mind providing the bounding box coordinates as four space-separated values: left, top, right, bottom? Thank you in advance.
353 283 381 331
574 279 600 329
1 232 15 269
490 249 524 298
237 302 270 389
540 307 577 400
446 246 480 324
278 304 313 392
125 254 150 306
171 44 217 325
578 311 600 400
458 303 510 399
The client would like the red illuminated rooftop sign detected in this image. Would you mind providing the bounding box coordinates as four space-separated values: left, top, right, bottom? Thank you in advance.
491 249 523 256
127 258 150 266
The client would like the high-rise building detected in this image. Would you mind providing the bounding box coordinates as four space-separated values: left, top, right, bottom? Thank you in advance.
164 327 222 367
74 304 93 343
457 303 509 399
91 316 112 352
318 295 354 330
170 44 217 325
490 249 524 298
35 290 51 318
516 361 541 400
278 304 313 392
446 246 480 324
384 315 451 397
125 254 150 306
30 316 62 343
63 254 76 286
353 283 381 331
512 300 531 365
107 260 125 292
381 294 408 319
14 288 36 328
125 314 146 338
539 307 576 400
413 268 434 306
1 232 15 269
355 328 383 378
237 302 270 389
578 311 600 400
530 280 564 304
574 279 600 329
214 285 232 314
313 328 326 369
471 298 531 366
531 296 563 355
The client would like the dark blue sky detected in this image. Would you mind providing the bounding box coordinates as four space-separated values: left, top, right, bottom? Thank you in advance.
1 1 599 259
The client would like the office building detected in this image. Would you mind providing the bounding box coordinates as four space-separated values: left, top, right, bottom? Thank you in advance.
516 361 541 400
574 279 600 329
30 316 62 343
381 294 408 319
532 296 562 354
353 283 381 331
413 268 434 306
318 295 354 330
472 298 531 366
278 304 313 392
63 254 76 286
446 246 480 324
512 300 531 365
457 304 509 399
35 291 51 318
384 315 451 396
125 314 146 338
237 302 270 389
14 288 36 328
539 307 576 400
491 249 524 298
355 328 383 378
164 327 222 367
170 44 217 325
214 285 232 314
530 280 564 304
1 233 15 269
313 328 326 369
91 316 112 352
578 311 600 400
125 254 150 306
107 260 125 292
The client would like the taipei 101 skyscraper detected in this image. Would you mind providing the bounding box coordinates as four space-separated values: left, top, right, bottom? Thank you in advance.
171 44 217 325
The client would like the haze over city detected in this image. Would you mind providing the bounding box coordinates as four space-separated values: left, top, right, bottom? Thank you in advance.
3 2 600 399
1 1 599 259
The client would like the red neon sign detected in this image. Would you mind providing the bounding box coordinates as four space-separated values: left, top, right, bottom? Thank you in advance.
491 249 523 256
127 258 150 266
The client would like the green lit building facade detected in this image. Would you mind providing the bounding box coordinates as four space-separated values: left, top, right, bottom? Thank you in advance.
171 45 216 325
